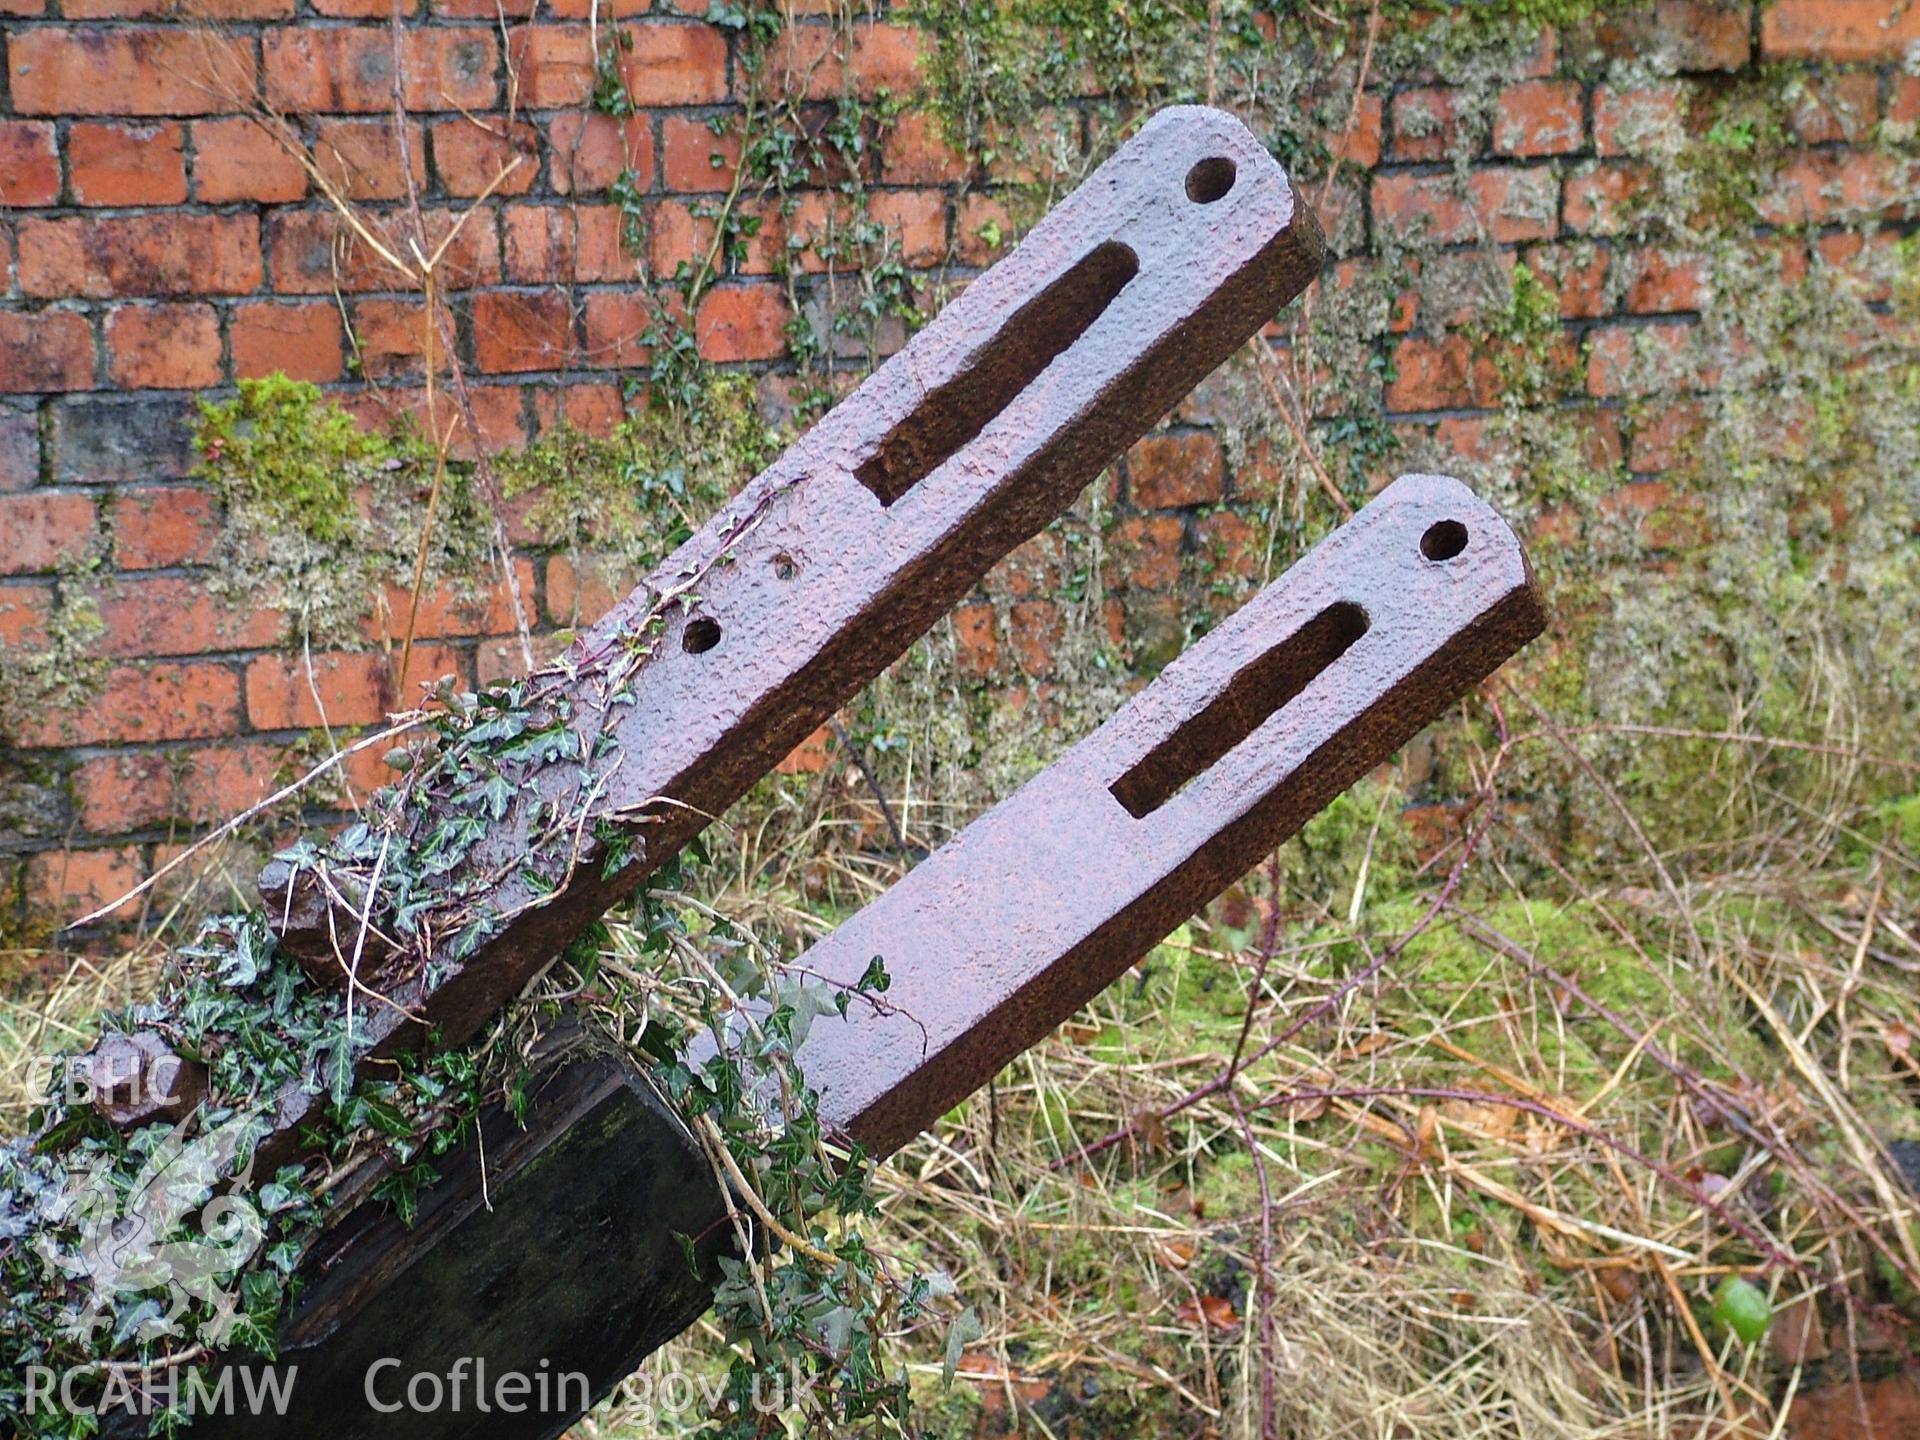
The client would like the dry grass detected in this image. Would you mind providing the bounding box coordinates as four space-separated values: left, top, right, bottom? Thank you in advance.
4 677 1916 1439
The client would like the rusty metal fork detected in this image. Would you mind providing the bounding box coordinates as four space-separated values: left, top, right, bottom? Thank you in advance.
724 471 1544 1157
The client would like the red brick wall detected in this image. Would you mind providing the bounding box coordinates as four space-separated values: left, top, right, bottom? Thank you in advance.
1 0 1916 933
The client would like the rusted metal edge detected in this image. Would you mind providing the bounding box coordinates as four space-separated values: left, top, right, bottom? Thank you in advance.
241 105 1326 1167
123 475 1542 1440
759 473 1545 1158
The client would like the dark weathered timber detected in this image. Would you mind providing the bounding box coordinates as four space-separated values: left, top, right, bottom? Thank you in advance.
245 104 1326 1170
778 473 1544 1156
104 1042 733 1440
136 473 1541 1440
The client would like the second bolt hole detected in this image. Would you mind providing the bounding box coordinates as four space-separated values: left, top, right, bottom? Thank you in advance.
1186 156 1236 204
683 617 722 654
1421 519 1469 562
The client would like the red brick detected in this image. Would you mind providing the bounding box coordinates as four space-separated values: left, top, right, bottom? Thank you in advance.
1386 334 1499 411
868 190 947 266
544 554 624 626
267 207 499 293
615 23 730 104
1585 322 1698 399
0 409 39 493
68 121 186 206
643 200 710 278
773 724 831 776
263 28 499 113
1007 599 1062 676
312 118 428 202
1563 162 1649 235
0 0 47 15
105 304 222 390
581 291 652 370
0 583 54 648
448 384 529 456
0 491 96 574
1892 74 1920 128
956 192 1013 265
1629 401 1704 472
433 118 539 197
546 112 654 196
113 486 218 569
662 114 742 192
1523 245 1612 319
1622 247 1706 314
549 382 625 436
879 110 968 185
503 204 631 282
17 662 241 746
1390 87 1468 163
431 0 535 15
1493 80 1584 157
1432 415 1500 470
771 21 922 101
193 118 308 203
1197 509 1260 582
694 285 791 362
543 0 647 16
231 302 344 383
25 848 143 923
74 743 284 834
1128 433 1224 508
1602 478 1707 550
309 0 416 14
1762 0 1920 59
0 310 96 392
471 290 575 373
97 575 283 657
1333 92 1385 168
1789 71 1879 143
347 298 430 379
1758 149 1906 226
8 30 256 116
18 215 262 299
0 122 61 207
1593 0 1750 70
1372 168 1558 245
64 0 290 16
1105 516 1183 591
245 647 452 729
506 27 595 108
1592 84 1687 156
368 564 531 643
951 599 998 678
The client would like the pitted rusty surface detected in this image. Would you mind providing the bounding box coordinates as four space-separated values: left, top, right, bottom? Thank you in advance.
778 474 1545 1159
237 105 1326 1165
73 1031 206 1130
140 473 1544 1440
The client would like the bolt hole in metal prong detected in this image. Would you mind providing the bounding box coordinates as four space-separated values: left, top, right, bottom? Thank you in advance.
1185 156 1236 204
1421 519 1469 561
683 617 723 654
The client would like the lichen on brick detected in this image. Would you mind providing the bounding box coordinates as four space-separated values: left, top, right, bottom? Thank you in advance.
193 375 490 645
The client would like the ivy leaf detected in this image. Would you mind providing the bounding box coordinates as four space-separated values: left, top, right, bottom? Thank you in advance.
942 1306 983 1388
1712 1277 1771 1343
856 954 891 994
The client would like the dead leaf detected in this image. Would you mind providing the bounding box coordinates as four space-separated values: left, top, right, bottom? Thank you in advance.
1156 1239 1196 1269
1174 1294 1240 1331
1598 1267 1639 1304
1133 1109 1170 1152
